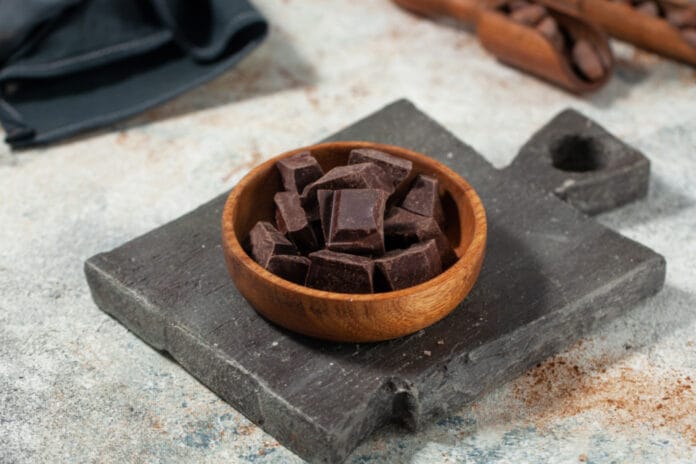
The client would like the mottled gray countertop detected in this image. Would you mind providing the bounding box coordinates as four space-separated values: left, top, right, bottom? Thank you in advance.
1 1 695 463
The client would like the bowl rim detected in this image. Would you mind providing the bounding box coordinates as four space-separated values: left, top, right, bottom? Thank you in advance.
221 141 487 302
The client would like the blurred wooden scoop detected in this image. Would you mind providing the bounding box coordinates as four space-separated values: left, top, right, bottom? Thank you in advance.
393 0 614 93
540 0 696 65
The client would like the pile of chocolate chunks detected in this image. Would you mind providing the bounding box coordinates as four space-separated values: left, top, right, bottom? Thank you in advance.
245 149 457 293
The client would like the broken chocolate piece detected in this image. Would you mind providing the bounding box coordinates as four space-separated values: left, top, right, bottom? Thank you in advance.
301 162 394 207
304 206 320 224
267 255 311 285
571 39 604 81
401 174 446 228
310 220 325 249
306 250 375 293
327 189 388 255
384 207 457 268
247 221 297 268
348 148 413 189
274 191 319 252
536 16 564 50
276 151 324 193
510 4 547 26
317 189 334 243
375 240 442 291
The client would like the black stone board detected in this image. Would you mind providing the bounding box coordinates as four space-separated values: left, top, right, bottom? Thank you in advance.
85 100 665 463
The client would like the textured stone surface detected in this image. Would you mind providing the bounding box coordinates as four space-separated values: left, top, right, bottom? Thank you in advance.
84 100 665 463
1 1 696 463
506 108 651 215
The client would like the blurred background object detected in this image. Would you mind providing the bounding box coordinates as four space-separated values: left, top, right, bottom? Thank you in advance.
393 0 614 92
539 0 696 65
0 0 267 148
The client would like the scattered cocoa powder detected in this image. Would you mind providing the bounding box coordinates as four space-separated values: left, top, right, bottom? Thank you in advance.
510 343 696 446
236 424 256 436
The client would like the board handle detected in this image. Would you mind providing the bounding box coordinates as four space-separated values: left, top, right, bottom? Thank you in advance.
503 108 651 215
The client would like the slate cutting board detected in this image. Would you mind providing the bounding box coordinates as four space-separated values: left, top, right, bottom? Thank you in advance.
84 100 665 464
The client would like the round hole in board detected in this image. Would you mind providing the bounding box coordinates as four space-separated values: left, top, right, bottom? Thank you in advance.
550 135 603 172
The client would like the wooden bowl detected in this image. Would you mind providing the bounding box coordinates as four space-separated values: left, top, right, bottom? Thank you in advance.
221 142 487 342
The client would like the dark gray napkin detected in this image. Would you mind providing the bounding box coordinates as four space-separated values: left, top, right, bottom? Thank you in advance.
0 0 267 148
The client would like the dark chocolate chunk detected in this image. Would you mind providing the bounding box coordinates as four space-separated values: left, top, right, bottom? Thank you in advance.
267 255 311 285
274 192 319 252
301 162 394 207
375 240 442 291
310 220 325 250
317 189 334 243
247 221 297 268
305 250 375 293
401 174 446 228
384 207 457 268
305 204 320 224
326 189 388 255
348 148 413 189
276 151 324 193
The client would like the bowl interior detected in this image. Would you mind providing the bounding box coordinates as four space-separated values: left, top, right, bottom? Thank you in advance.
230 143 477 280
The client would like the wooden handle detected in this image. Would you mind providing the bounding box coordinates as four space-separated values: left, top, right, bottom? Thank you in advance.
392 0 481 24
578 0 696 65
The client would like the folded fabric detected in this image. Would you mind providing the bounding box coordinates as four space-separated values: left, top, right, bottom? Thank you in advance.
0 0 267 148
